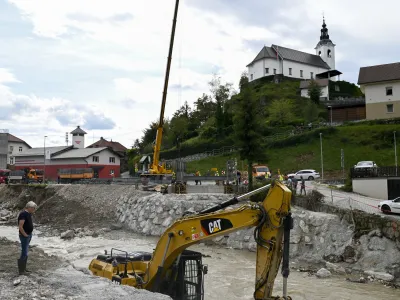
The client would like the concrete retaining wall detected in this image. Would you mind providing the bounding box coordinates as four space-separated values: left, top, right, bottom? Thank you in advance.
352 178 388 199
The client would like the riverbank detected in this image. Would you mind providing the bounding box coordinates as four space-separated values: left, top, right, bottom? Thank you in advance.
0 183 399 299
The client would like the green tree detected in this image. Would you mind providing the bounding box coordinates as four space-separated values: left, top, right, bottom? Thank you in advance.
268 99 295 125
209 75 234 138
233 73 263 190
308 80 322 105
303 100 319 123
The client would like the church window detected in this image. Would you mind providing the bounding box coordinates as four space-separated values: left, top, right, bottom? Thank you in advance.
318 51 321 56
335 85 340 92
300 70 303 77
327 49 331 57
289 68 292 75
273 69 276 75
265 68 269 74
250 74 253 80
310 72 314 79
387 104 394 113
386 87 393 96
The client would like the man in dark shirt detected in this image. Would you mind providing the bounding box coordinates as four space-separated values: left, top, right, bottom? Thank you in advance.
17 201 37 275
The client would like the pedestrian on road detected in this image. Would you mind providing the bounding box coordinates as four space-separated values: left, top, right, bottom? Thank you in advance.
17 201 37 275
300 176 306 195
237 170 241 185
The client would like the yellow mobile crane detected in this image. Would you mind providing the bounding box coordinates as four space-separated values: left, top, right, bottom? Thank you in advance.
141 0 179 178
89 181 293 299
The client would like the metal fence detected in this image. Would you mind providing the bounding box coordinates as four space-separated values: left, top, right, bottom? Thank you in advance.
350 166 400 178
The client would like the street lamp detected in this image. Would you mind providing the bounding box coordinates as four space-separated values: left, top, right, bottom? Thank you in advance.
394 131 397 176
328 106 332 126
43 136 47 183
320 133 324 180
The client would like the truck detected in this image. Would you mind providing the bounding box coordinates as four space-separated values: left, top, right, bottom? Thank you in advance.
8 168 43 184
252 164 271 180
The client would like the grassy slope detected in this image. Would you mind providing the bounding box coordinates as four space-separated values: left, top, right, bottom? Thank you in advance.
187 124 400 177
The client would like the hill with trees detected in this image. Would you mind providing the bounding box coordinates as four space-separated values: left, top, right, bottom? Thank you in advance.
129 73 370 183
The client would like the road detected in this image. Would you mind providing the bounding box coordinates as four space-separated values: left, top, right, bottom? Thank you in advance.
302 181 400 221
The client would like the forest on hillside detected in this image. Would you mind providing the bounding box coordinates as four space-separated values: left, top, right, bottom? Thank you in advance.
128 74 362 163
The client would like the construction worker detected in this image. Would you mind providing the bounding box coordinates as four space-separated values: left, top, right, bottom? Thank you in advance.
172 172 176 183
300 176 306 195
195 170 201 185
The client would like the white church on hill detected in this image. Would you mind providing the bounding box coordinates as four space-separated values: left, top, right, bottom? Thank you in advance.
247 18 342 82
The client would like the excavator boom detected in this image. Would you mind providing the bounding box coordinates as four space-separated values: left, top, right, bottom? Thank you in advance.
89 181 293 299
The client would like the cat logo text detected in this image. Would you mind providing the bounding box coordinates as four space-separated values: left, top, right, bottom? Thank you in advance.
208 219 222 234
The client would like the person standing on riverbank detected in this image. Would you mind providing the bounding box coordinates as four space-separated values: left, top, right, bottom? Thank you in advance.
17 201 37 275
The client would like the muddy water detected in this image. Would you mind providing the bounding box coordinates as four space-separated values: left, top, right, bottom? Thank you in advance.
0 226 398 300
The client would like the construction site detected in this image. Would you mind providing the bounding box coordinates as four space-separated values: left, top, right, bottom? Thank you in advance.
0 182 399 300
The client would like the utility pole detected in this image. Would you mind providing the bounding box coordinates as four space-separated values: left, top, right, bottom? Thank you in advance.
394 131 397 176
320 133 323 180
43 135 47 183
341 149 345 181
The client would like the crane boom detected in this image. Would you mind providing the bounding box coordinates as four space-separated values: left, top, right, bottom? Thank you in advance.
151 0 179 174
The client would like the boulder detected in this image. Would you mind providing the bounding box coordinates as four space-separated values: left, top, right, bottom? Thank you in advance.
60 230 75 240
325 262 346 274
316 268 331 278
110 223 123 230
364 271 394 282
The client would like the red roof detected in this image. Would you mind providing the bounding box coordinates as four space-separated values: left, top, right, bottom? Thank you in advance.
8 134 32 148
87 137 127 153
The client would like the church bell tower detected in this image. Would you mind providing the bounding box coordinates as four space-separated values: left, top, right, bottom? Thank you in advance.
315 18 336 70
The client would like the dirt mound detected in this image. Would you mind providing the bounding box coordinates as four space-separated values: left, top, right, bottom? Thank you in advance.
0 184 142 232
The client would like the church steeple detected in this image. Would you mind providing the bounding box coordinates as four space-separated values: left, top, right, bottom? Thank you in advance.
320 17 330 41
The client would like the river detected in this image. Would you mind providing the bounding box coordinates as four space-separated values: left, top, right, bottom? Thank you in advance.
0 226 398 300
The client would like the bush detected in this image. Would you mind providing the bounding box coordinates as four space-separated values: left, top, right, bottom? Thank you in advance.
250 179 273 202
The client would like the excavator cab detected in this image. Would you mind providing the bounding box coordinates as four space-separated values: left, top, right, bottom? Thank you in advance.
158 250 207 300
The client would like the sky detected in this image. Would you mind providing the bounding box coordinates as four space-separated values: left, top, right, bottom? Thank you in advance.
0 0 399 148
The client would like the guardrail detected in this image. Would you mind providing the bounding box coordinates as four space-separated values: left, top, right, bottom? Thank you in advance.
350 166 400 178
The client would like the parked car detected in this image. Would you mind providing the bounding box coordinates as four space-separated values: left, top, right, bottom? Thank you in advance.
378 197 400 214
287 170 320 181
352 161 378 177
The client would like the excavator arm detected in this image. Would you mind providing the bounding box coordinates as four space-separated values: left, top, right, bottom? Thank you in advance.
145 181 292 299
89 181 292 299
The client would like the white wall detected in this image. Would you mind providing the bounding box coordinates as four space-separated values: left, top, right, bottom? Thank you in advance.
87 149 120 165
8 142 31 165
248 58 280 81
352 178 388 200
248 58 331 82
300 86 329 98
316 43 336 70
72 135 85 148
363 81 400 104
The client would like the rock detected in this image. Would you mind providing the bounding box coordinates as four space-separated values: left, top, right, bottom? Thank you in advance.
0 209 11 217
364 271 394 282
248 242 257 252
304 236 311 243
153 216 162 225
325 262 346 274
244 235 251 242
60 230 75 240
316 268 331 278
162 216 173 227
368 229 382 238
342 245 356 261
323 254 343 263
368 236 386 251
13 279 21 286
92 232 99 238
299 220 309 233
110 223 123 230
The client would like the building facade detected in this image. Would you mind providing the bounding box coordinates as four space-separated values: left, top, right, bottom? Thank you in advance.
14 146 121 180
7 134 32 166
358 62 400 120
13 126 122 180
300 79 330 100
87 137 128 172
247 18 341 82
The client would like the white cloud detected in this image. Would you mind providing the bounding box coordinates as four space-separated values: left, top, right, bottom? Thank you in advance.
3 0 400 149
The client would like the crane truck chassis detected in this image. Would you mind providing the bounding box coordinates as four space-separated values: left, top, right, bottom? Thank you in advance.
89 181 293 299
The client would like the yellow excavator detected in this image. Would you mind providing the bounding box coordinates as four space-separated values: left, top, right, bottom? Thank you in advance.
88 181 293 299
